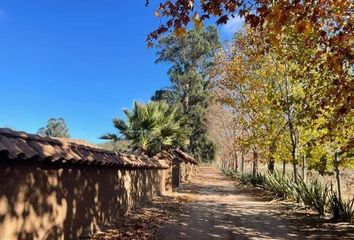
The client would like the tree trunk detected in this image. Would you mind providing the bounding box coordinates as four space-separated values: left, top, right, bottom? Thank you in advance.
292 160 298 183
282 160 286 176
268 156 275 173
241 151 245 175
183 83 189 111
233 152 238 171
289 123 298 183
334 152 342 201
302 154 307 182
252 148 258 177
284 61 298 183
268 144 276 173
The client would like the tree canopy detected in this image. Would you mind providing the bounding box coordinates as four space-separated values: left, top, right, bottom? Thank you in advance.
37 117 70 138
101 101 188 157
153 26 221 162
147 1 353 125
213 24 353 178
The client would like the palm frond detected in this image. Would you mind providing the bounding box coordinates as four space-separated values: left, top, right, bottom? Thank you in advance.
102 101 189 156
100 133 120 141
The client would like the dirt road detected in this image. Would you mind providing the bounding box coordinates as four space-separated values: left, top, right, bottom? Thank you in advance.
157 166 304 240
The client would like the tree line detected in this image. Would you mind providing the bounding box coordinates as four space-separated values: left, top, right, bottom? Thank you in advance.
211 25 353 199
38 1 352 202
103 26 221 162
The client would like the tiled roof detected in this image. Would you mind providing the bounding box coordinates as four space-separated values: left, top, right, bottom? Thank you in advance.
154 149 198 165
172 149 198 165
0 128 168 169
153 151 174 162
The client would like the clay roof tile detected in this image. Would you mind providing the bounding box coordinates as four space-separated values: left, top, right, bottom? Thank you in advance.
0 128 168 169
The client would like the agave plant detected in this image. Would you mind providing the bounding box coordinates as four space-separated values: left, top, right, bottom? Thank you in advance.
341 198 354 223
330 193 354 223
239 173 253 185
250 172 267 186
264 171 297 200
101 101 189 156
235 172 267 186
295 178 330 216
223 168 239 179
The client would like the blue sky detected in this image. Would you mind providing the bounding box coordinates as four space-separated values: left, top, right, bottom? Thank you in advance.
0 1 242 143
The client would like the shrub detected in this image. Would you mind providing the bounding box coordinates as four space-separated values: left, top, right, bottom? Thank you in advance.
341 198 354 223
250 172 267 186
295 178 330 216
264 172 297 200
223 168 353 222
330 194 354 223
239 173 252 185
330 193 343 221
222 168 266 186
223 168 239 179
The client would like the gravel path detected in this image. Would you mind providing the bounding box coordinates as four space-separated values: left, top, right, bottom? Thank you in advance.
157 166 304 240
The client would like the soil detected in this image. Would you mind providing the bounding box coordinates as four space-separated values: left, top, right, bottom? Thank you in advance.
91 166 354 240
157 166 354 239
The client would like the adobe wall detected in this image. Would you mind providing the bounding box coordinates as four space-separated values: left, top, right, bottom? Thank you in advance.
0 160 163 240
158 160 173 194
180 162 198 183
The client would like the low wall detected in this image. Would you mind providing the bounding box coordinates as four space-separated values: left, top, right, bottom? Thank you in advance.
158 160 173 194
180 162 198 183
0 160 163 240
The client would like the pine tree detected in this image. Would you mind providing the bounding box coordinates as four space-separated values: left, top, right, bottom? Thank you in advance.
153 26 221 162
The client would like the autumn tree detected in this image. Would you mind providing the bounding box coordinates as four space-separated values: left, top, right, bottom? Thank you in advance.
147 0 353 138
212 26 291 175
206 103 239 169
214 24 352 197
148 0 353 194
266 6 354 182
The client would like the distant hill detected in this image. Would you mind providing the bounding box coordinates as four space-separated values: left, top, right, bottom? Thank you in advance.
98 140 132 153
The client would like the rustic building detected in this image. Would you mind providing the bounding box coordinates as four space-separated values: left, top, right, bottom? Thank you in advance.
155 149 198 193
0 128 168 240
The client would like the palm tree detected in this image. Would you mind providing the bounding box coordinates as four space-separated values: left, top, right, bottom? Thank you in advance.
101 101 189 157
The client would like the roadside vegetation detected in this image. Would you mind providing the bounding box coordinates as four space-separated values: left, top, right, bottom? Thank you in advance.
224 168 354 223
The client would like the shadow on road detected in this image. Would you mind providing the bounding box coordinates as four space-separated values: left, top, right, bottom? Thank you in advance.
157 166 354 240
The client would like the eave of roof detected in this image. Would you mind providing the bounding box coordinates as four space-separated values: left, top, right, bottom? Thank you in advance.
172 149 198 165
0 128 168 169
153 149 198 165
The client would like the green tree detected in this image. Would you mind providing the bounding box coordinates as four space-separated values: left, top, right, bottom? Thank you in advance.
154 26 221 162
37 117 70 138
101 101 188 157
